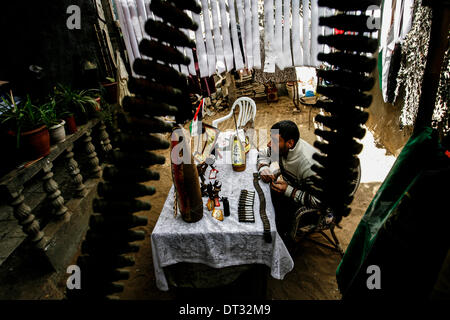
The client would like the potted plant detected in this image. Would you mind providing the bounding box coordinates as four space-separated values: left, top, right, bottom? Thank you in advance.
42 98 66 144
97 98 116 128
101 77 118 104
0 93 50 160
50 89 77 134
64 111 78 134
54 84 99 126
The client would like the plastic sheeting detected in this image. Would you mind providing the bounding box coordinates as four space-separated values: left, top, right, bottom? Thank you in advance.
274 0 283 69
336 127 449 298
114 0 328 79
283 0 293 68
210 0 226 73
263 0 275 73
114 0 201 77
291 0 302 66
192 8 209 78
200 0 217 76
219 0 234 71
252 0 262 69
244 0 254 69
262 0 323 70
229 0 245 71
192 0 326 75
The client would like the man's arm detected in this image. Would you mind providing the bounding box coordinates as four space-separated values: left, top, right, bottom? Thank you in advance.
257 147 276 183
284 177 321 209
257 147 271 172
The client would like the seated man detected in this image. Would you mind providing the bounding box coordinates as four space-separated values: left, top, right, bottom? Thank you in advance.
257 120 321 243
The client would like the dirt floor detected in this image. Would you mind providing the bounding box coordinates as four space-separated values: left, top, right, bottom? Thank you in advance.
116 96 384 300
0 95 385 300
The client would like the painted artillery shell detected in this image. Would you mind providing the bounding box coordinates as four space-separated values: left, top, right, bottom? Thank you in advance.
207 198 214 211
222 197 230 217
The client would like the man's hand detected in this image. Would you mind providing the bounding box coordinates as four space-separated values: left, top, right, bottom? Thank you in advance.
260 167 275 183
270 180 288 194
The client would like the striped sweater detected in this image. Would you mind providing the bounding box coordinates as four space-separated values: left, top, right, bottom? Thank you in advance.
257 138 321 208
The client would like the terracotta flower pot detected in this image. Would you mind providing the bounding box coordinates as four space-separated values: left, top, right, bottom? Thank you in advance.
64 115 78 134
95 97 101 111
20 125 51 160
49 120 66 144
101 82 118 104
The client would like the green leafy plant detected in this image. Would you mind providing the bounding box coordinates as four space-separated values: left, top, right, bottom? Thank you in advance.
101 77 119 104
53 84 99 117
41 98 61 127
0 93 46 147
97 98 117 127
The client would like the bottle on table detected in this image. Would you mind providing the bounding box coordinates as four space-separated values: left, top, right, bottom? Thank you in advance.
231 133 246 172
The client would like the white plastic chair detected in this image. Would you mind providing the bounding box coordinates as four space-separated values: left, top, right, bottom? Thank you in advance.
212 97 257 130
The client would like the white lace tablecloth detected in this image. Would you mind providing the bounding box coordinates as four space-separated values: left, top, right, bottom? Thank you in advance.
151 140 294 291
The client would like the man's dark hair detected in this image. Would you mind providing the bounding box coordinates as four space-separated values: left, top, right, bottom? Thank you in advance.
271 120 300 144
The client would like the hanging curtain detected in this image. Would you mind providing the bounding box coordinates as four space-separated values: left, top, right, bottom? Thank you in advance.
263 0 276 73
114 0 136 74
191 8 209 78
219 0 234 71
235 0 248 69
302 0 310 66
310 0 319 67
144 0 153 21
274 0 284 69
252 0 262 69
292 0 302 66
115 0 331 79
115 0 141 77
135 0 148 39
244 0 254 69
127 0 144 44
229 0 245 71
210 0 226 73
200 0 217 77
283 0 293 68
114 0 201 77
191 0 326 75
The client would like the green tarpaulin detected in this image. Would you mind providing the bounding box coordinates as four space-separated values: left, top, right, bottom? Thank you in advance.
336 127 449 298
